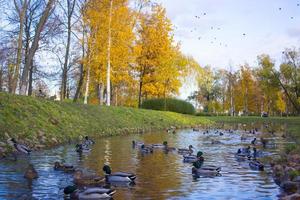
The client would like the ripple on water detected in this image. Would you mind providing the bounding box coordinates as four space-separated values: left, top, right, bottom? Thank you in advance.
0 127 285 200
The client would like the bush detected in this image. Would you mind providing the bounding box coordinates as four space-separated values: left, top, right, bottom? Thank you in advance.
141 98 195 115
285 143 298 154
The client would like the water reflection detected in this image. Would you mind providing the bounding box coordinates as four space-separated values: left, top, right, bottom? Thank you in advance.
0 123 288 200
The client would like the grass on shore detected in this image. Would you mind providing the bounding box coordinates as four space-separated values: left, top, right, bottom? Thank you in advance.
0 92 212 149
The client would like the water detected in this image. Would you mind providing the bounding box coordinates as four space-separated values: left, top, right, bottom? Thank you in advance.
0 123 289 200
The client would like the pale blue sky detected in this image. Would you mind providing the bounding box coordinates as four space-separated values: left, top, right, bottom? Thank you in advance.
157 0 300 69
155 0 300 99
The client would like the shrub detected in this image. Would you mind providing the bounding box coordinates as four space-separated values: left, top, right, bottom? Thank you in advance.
285 143 298 154
141 98 195 115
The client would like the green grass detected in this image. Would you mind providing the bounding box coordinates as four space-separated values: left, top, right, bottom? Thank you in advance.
0 92 212 150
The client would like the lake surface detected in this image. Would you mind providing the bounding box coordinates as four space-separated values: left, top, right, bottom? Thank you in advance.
0 122 290 200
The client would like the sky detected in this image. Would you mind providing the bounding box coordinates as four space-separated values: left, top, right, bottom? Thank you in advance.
155 0 300 98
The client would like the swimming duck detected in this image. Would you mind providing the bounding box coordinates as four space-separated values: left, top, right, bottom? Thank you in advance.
251 138 257 145
83 136 95 147
132 140 144 148
54 161 75 173
11 138 31 154
64 185 116 199
178 145 194 155
24 164 38 179
211 139 222 145
249 159 264 171
162 141 176 152
240 146 251 155
192 128 199 132
73 170 105 186
76 144 91 154
102 165 136 183
235 149 251 161
192 167 220 177
140 145 153 154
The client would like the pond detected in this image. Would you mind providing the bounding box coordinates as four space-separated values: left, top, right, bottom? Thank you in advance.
0 122 291 200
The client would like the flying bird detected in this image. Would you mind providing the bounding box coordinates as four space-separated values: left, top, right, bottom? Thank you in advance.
203 13 206 15
243 33 246 36
291 17 294 19
279 7 282 10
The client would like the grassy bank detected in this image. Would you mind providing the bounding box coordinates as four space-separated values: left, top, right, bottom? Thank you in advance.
0 92 212 153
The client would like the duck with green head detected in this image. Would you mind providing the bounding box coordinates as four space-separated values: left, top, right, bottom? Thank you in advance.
64 185 116 199
103 165 136 183
192 151 221 177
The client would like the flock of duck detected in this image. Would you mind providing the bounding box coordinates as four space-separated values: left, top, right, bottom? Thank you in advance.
8 126 277 200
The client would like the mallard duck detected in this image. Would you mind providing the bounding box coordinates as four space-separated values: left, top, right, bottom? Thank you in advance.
102 165 136 182
249 160 264 171
162 141 176 152
183 154 198 163
54 161 75 173
235 150 251 161
64 185 116 199
240 146 251 155
83 136 95 147
211 139 222 144
178 145 194 155
24 164 38 179
251 138 257 145
192 167 220 177
140 145 153 154
132 140 144 148
76 144 91 154
73 170 105 186
11 138 31 154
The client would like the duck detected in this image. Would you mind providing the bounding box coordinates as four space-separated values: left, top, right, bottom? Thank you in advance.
76 144 91 154
83 136 95 147
211 139 222 145
251 138 257 145
64 185 116 200
235 149 251 161
183 154 198 163
11 138 31 154
73 170 105 186
102 165 136 183
24 164 38 179
54 161 75 173
192 128 199 132
140 145 153 154
132 140 144 148
178 145 194 155
192 167 220 177
162 141 176 152
240 146 251 155
249 159 264 171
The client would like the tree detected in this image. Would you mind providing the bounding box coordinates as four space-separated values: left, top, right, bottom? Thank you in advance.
19 0 56 95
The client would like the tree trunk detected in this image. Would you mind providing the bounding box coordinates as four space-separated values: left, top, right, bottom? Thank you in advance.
74 21 86 102
12 0 28 94
83 64 90 104
138 79 143 107
61 0 75 100
27 59 34 96
106 0 113 106
20 0 55 95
